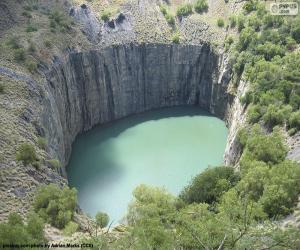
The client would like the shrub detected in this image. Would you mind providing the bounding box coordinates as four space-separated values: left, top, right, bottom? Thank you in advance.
14 48 26 62
246 128 287 164
194 0 208 14
44 40 52 48
0 212 45 245
180 166 240 204
48 159 61 169
165 13 175 25
289 111 300 130
101 10 111 22
49 10 72 32
247 104 262 123
95 212 109 228
285 36 297 50
217 18 225 27
176 4 193 17
25 58 37 73
33 184 77 229
229 15 237 28
26 24 38 32
0 84 4 94
171 32 180 43
16 143 38 166
159 4 167 15
291 17 300 42
28 42 36 53
259 160 300 218
237 15 245 32
262 104 292 128
6 37 20 49
37 137 47 149
63 221 79 236
22 11 32 18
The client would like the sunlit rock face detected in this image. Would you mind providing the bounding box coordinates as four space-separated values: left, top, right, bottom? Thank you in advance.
42 43 231 169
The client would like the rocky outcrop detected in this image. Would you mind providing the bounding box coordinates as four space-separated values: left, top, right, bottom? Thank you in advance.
42 43 231 169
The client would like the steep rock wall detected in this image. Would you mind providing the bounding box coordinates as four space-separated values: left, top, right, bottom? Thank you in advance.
42 43 231 169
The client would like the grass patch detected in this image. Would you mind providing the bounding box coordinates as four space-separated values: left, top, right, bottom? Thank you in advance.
100 9 111 22
217 18 225 27
176 4 193 17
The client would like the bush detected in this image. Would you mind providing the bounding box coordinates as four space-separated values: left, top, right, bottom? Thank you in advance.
259 160 300 218
237 15 245 32
37 137 47 149
26 24 38 32
217 18 225 27
229 15 237 28
14 48 26 62
33 184 77 229
291 17 300 42
95 212 109 229
48 159 61 169
194 0 208 14
0 212 45 246
171 32 180 43
101 10 111 22
289 110 300 130
176 4 193 17
63 221 79 236
44 40 52 48
6 37 20 49
262 104 292 128
0 84 4 94
49 10 72 32
159 4 167 15
16 143 38 166
180 166 240 204
25 58 37 73
165 13 175 25
246 128 287 164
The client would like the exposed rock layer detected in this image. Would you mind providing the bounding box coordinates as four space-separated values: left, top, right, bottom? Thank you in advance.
42 43 231 169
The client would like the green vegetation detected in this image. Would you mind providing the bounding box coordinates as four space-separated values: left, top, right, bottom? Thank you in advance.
33 184 77 229
13 48 26 62
63 221 79 236
160 5 175 25
180 166 240 205
25 58 38 73
217 18 225 27
37 137 47 149
26 24 38 32
176 4 193 17
49 10 73 32
0 84 4 94
101 10 111 22
95 212 109 229
194 0 208 14
16 143 38 166
47 159 61 169
0 213 46 248
229 14 237 28
171 32 180 43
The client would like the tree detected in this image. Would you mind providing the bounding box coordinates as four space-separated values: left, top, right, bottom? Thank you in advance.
95 212 109 229
33 184 77 229
16 143 38 166
180 166 240 204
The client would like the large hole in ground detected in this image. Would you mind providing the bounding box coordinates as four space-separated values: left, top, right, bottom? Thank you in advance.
66 106 228 223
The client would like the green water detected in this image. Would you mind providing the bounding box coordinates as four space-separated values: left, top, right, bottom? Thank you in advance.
67 107 228 224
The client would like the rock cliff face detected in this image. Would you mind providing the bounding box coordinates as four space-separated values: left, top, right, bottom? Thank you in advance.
42 43 231 169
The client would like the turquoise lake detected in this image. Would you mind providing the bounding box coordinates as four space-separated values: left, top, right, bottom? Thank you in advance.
67 107 228 224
